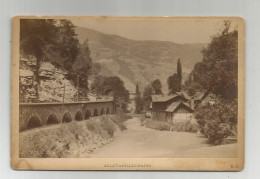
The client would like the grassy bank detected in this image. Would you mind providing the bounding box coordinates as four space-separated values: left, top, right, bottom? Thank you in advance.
19 114 126 158
145 119 171 131
142 117 199 133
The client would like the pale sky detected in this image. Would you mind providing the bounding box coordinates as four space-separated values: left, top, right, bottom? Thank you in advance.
70 17 237 44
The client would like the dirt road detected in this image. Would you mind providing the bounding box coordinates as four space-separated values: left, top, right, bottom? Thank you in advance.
89 117 237 158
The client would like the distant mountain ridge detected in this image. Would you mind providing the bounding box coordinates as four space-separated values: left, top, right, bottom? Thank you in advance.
75 27 206 93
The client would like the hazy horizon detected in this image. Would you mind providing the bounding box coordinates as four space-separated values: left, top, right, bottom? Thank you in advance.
70 18 235 44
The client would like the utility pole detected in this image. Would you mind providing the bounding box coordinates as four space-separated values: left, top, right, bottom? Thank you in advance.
61 84 65 118
77 74 80 102
62 84 65 104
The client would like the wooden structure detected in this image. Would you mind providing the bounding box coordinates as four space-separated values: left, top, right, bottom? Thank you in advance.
151 94 194 123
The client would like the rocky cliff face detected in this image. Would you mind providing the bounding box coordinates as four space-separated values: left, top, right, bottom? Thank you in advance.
19 55 38 101
19 55 78 103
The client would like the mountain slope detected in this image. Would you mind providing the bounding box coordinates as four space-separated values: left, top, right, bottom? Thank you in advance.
75 27 206 93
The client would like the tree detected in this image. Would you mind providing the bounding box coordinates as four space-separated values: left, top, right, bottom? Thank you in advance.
143 84 153 110
90 63 102 76
135 83 140 95
71 40 92 97
177 58 182 90
183 75 203 97
191 62 208 88
20 19 83 99
20 19 59 94
190 21 239 145
135 83 143 114
167 73 180 94
90 75 106 97
151 79 163 94
167 58 182 95
21 19 80 71
56 19 79 70
195 99 238 145
192 20 238 99
187 88 196 97
91 76 130 112
20 19 58 60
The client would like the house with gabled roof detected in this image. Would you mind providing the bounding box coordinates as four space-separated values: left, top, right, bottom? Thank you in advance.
150 89 212 124
165 101 194 123
151 93 194 123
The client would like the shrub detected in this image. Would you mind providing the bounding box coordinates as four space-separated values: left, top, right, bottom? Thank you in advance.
195 98 237 145
169 120 199 132
110 117 127 131
86 120 99 131
100 116 116 137
183 119 200 133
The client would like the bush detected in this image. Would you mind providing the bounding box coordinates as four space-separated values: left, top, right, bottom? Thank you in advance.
100 116 117 137
169 119 199 132
195 99 237 145
110 115 127 131
183 119 200 133
86 120 99 131
145 118 199 132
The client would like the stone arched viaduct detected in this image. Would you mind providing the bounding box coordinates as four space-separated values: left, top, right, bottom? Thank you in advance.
19 100 115 131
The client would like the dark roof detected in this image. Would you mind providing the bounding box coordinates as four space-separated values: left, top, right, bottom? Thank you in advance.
165 102 193 113
177 91 191 100
151 94 179 102
151 93 190 103
175 89 210 102
165 102 181 112
194 90 209 101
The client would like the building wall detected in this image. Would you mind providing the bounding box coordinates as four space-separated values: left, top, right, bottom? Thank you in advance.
172 105 193 124
152 104 193 124
152 110 193 124
172 113 193 124
151 110 167 122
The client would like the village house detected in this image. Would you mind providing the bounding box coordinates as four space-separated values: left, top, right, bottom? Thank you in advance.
150 89 214 125
151 94 194 124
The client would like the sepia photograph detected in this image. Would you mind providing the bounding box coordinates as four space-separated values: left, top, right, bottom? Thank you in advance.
11 16 245 170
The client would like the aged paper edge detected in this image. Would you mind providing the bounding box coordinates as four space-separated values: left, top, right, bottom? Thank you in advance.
11 16 245 171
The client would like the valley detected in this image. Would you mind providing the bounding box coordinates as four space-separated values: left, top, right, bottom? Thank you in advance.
75 27 206 92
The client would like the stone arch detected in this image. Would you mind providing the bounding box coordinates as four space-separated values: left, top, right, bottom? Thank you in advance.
75 111 83 121
85 110 91 119
46 114 59 125
106 107 110 114
26 116 42 130
62 112 72 123
100 108 105 115
93 109 99 116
